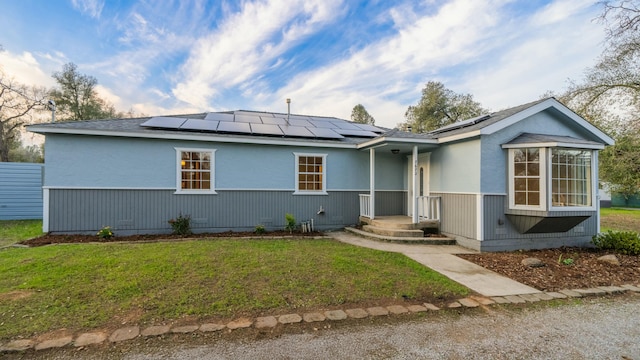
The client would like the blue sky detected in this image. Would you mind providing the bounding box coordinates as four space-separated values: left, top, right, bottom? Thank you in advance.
0 0 606 129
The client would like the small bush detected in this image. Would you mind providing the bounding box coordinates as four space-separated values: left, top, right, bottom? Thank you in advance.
254 224 266 234
168 214 192 236
592 230 640 255
96 226 114 239
284 213 296 233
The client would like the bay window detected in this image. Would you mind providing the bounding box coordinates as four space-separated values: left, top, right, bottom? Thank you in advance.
508 147 594 210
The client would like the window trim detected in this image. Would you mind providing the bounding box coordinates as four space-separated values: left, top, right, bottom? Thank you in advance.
507 147 596 211
548 148 596 211
293 152 328 195
508 147 547 211
174 147 217 194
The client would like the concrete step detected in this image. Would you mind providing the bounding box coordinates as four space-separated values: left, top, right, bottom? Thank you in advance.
359 216 439 231
345 227 456 245
363 225 424 238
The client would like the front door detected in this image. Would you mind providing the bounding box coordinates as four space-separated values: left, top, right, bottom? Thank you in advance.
407 153 430 216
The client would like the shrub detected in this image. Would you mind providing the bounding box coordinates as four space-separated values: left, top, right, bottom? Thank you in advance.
254 224 266 234
96 226 114 239
592 230 640 255
168 214 192 236
284 213 296 233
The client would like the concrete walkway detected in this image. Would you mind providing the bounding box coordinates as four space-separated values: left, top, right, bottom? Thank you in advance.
328 231 541 297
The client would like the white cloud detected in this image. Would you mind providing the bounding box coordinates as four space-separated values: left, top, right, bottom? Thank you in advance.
259 0 510 127
0 50 56 88
248 0 605 128
172 0 345 109
459 1 605 111
71 0 104 19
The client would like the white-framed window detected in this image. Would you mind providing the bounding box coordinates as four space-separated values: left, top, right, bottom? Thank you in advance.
294 153 327 195
175 148 216 194
551 148 592 207
508 147 594 210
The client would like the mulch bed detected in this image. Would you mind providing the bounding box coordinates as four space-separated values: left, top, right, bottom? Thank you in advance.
459 248 640 292
19 231 325 247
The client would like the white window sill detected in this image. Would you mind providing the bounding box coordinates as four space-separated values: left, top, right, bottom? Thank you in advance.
174 190 218 195
293 191 328 196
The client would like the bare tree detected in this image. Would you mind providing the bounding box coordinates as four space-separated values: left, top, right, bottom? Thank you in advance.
0 70 47 162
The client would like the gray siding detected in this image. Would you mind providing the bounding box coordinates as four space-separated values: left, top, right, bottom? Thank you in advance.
431 192 477 239
48 189 386 235
481 194 597 251
0 163 43 220
375 191 406 216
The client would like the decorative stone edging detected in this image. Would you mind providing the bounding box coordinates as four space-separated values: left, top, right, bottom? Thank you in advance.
2 284 639 353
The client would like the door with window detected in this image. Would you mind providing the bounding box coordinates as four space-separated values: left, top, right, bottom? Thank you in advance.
408 153 430 216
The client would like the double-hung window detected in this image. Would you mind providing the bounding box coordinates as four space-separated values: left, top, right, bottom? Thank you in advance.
294 153 327 194
175 148 216 194
507 147 594 210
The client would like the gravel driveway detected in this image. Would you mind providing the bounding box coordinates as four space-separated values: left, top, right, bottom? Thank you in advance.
18 295 640 360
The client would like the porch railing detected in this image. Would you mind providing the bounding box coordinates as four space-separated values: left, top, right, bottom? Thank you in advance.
359 194 371 218
418 196 441 221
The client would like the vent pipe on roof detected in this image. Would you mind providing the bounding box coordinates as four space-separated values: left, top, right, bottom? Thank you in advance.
286 98 291 125
47 100 56 123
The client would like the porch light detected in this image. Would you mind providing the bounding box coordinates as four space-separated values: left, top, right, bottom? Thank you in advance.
391 149 400 154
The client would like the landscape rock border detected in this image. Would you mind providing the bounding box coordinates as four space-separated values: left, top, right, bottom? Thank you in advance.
2 284 638 353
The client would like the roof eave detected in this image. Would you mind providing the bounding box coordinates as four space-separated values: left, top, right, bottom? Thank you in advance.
356 136 438 150
27 126 359 149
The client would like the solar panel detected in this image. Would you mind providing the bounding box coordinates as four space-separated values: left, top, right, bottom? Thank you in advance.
280 125 315 137
307 119 336 128
353 123 384 133
140 111 383 140
217 121 252 134
307 127 345 139
250 123 284 136
141 117 186 129
288 118 313 127
234 114 263 124
204 112 234 122
330 121 361 130
180 119 219 131
334 129 379 137
261 116 287 125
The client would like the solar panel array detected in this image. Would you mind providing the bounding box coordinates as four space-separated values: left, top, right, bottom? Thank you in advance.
140 111 384 140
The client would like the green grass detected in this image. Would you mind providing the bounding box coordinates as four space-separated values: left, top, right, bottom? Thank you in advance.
0 239 468 339
600 208 640 232
0 220 44 247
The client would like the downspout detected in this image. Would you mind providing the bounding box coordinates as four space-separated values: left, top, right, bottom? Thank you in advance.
370 148 375 220
412 145 418 224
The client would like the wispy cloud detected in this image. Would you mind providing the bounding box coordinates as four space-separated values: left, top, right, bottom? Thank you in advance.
71 0 104 19
260 0 510 124
172 0 345 109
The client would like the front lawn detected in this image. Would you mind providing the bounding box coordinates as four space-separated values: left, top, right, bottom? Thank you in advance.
0 219 44 247
600 208 640 232
0 239 468 339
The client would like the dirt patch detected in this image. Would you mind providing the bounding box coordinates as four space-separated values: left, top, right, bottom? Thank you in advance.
0 290 34 301
18 231 325 247
459 247 640 292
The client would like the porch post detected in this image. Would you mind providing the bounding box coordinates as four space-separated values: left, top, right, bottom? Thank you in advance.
370 148 375 219
412 145 418 223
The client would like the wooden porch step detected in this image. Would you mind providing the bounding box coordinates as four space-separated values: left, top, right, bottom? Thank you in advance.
345 227 456 245
362 225 424 238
